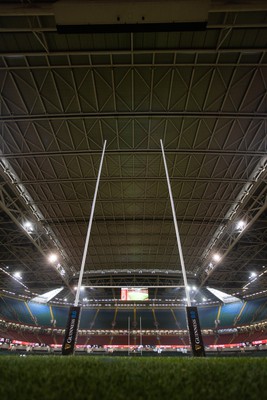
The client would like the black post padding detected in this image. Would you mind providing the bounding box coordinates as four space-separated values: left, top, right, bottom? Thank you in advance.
62 306 81 355
186 306 206 357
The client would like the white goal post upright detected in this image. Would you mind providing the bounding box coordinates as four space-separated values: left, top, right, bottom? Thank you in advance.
160 139 191 306
160 139 205 357
62 140 107 355
74 140 107 306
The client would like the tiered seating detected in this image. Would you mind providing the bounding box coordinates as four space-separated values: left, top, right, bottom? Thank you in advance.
28 302 51 326
0 296 17 321
238 298 267 325
252 300 267 323
87 335 109 346
94 309 115 329
111 336 128 345
198 305 219 329
3 298 34 325
216 334 234 345
172 308 187 329
160 336 185 346
141 336 159 346
231 332 250 344
79 309 97 329
203 335 215 346
219 302 243 327
154 309 176 329
114 309 134 329
136 309 155 329
52 306 68 328
76 335 88 345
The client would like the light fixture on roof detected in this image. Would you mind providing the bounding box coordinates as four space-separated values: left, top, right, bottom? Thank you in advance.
212 253 221 263
13 272 22 280
202 297 207 302
81 286 85 291
236 220 246 231
249 272 257 279
48 253 58 263
64 298 67 301
23 221 33 232
192 286 197 291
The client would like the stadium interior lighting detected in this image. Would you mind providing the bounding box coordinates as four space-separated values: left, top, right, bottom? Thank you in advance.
212 253 221 263
236 220 246 231
13 272 22 280
192 286 197 291
23 221 33 232
202 297 207 302
250 272 257 279
48 253 58 263
81 286 85 291
64 298 67 301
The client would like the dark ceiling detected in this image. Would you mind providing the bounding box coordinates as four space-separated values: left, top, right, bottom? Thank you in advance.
0 0 266 303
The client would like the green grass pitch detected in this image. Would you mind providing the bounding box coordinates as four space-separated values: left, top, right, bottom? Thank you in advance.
1 356 267 400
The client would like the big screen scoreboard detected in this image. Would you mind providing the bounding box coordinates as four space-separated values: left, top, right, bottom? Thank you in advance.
121 288 149 301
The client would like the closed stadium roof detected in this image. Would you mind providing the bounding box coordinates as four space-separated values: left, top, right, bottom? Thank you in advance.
0 0 266 301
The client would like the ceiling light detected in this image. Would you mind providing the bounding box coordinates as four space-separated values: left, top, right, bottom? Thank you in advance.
212 253 221 262
64 298 67 301
236 220 246 231
81 286 85 291
250 272 257 279
202 297 207 302
48 253 58 263
23 221 33 232
13 272 22 280
192 286 197 291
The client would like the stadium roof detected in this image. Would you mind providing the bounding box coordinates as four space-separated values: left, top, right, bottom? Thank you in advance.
0 0 266 302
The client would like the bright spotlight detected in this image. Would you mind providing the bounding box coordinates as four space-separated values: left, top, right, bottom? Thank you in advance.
192 286 197 291
213 253 221 262
64 298 67 301
48 253 58 263
202 297 207 302
23 221 33 232
187 285 191 290
81 286 85 291
236 220 246 231
250 272 257 279
13 272 22 280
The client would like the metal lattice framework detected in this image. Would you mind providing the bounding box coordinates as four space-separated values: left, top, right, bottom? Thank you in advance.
0 0 266 302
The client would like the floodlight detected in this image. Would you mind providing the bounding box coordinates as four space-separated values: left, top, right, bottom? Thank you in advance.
13 272 22 280
213 253 221 262
23 221 33 232
236 220 246 231
48 253 58 263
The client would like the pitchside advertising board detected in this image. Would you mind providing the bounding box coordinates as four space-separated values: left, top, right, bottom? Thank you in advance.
62 306 81 355
186 306 206 357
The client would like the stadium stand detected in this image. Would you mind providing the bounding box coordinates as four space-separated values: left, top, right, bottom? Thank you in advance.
114 309 134 329
198 305 219 329
219 302 244 328
136 309 155 329
237 298 267 325
52 305 68 328
1 295 267 350
27 302 51 326
154 309 176 329
79 308 98 330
